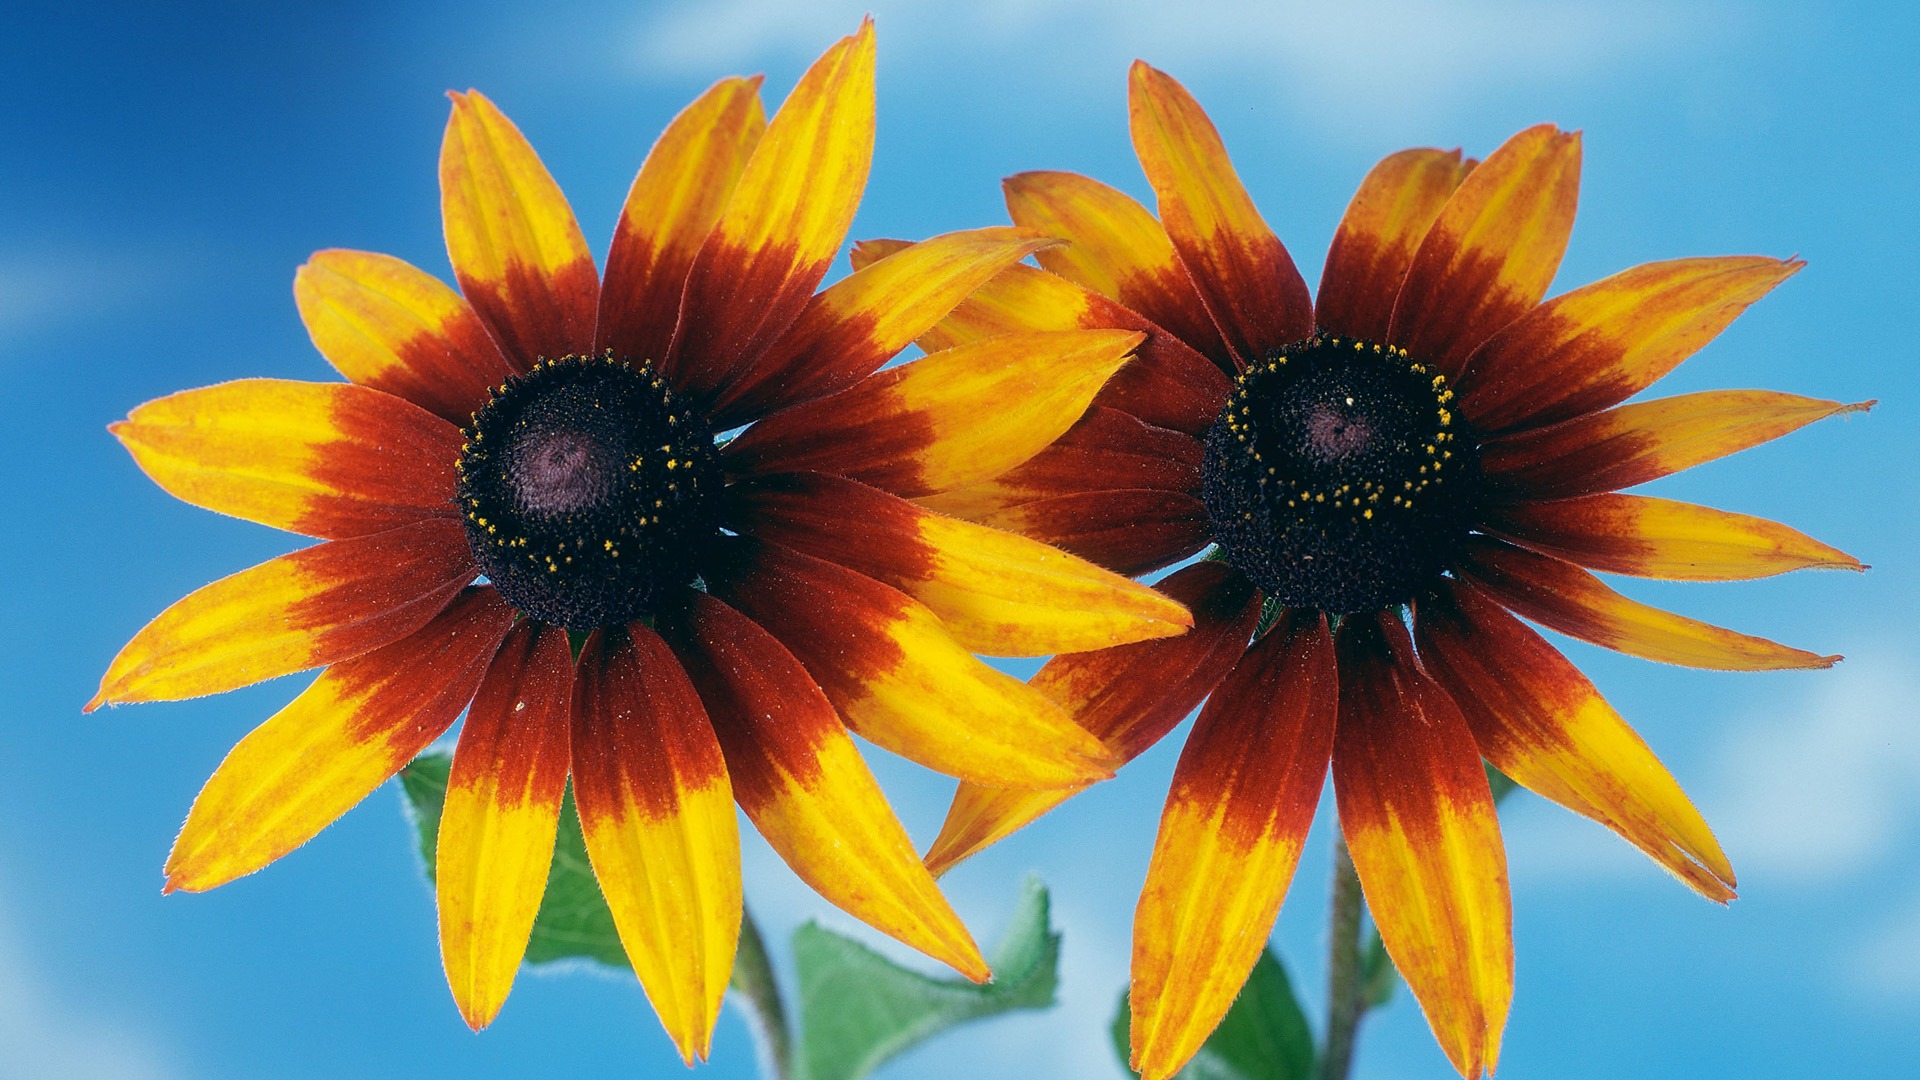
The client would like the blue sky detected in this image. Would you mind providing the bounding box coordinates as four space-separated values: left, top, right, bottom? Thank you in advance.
4 1 1917 1077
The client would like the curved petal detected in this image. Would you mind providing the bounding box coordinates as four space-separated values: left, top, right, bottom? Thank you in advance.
110 379 462 539
664 20 875 402
1389 124 1581 378
295 249 515 425
1003 170 1230 368
164 586 514 893
703 537 1116 789
571 627 741 1065
730 471 1189 656
1127 61 1313 364
711 227 1057 426
1333 613 1511 1080
441 91 599 365
723 329 1144 497
1485 492 1863 581
1316 148 1473 342
849 242 1231 437
915 406 1203 520
598 75 767 367
663 591 987 981
967 488 1213 578
1415 582 1735 900
1481 390 1870 500
1459 537 1839 670
88 518 476 709
1130 610 1337 1080
437 621 574 1030
926 561 1261 876
1458 256 1803 432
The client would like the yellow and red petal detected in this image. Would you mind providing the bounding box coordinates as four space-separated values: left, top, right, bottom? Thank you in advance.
710 227 1057 426
89 518 475 709
915 406 1203 520
1316 148 1474 342
436 621 575 1030
664 21 875 403
663 591 987 980
440 91 599 366
1127 61 1313 364
598 76 768 367
1480 389 1870 500
1332 613 1511 1080
848 248 1232 437
723 329 1144 497
294 249 516 425
1486 492 1863 581
110 379 462 539
728 471 1191 657
570 627 741 1064
925 561 1262 877
1414 582 1735 899
1389 125 1581 378
1458 256 1803 433
967 488 1213 578
164 586 514 893
705 537 1116 789
1459 537 1839 670
1003 171 1230 369
1130 610 1337 1080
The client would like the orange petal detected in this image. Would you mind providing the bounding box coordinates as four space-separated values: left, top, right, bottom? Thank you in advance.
724 329 1144 497
436 621 574 1030
664 592 987 980
664 20 875 403
1332 613 1511 1079
1459 537 1839 670
1415 582 1735 900
914 405 1203 520
1004 170 1230 368
109 379 462 539
571 627 741 1064
731 471 1190 657
1130 610 1337 1080
1459 256 1803 432
89 518 476 710
598 76 767 367
1486 492 1863 581
710 226 1057 426
965 488 1212 578
295 249 515 425
1317 148 1473 342
1389 125 1581 377
164 586 514 892
1481 389 1870 500
926 561 1261 877
706 537 1116 789
441 91 599 366
1127 61 1313 364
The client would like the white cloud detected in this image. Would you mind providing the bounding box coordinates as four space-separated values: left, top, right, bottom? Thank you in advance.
629 0 1723 135
0 891 179 1080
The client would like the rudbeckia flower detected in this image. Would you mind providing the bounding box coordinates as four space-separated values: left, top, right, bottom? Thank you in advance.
858 61 1864 1079
88 23 1194 1059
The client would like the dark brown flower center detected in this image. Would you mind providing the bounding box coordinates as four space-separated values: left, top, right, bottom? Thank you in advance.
1200 335 1482 614
456 354 722 630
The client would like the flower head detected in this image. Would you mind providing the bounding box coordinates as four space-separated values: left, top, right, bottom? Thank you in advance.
90 24 1195 1059
865 61 1866 1079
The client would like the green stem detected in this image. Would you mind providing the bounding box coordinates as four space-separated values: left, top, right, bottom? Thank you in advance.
1319 837 1368 1080
732 905 793 1080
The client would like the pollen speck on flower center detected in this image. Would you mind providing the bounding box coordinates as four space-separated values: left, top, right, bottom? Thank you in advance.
1200 334 1483 614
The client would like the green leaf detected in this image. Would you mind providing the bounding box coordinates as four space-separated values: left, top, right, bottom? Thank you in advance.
398 751 627 969
1485 762 1519 805
1108 947 1316 1080
792 877 1060 1080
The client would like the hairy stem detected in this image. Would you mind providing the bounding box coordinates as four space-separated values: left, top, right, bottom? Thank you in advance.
1319 837 1368 1080
732 905 792 1080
